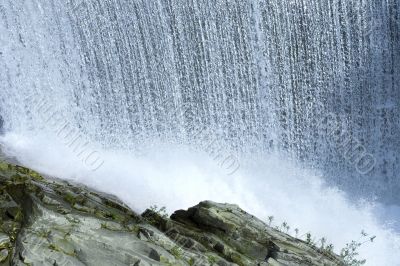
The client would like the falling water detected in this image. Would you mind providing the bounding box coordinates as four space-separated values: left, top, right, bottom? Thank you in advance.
1 0 399 202
0 1 399 264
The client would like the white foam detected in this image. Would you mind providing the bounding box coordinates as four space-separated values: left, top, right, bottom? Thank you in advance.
1 132 399 265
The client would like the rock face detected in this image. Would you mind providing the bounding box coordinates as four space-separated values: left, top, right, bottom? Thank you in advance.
0 160 344 266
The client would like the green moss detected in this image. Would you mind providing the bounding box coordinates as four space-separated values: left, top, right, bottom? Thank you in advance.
207 255 218 265
36 229 51 239
127 224 139 233
104 212 117 220
170 246 182 259
100 222 121 231
0 161 9 171
102 198 130 213
48 243 76 257
188 257 195 265
230 253 245 266
10 174 28 183
100 223 109 230
160 256 174 266
63 192 86 206
64 193 77 205
48 243 60 252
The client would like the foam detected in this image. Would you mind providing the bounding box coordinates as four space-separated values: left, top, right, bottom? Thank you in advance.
1 132 399 265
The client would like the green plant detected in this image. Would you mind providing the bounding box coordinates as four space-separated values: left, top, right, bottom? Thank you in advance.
170 245 182 259
340 241 366 265
340 231 375 266
149 205 168 219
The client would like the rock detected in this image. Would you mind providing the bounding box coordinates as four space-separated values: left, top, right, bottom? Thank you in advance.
0 249 8 262
266 257 281 265
0 160 345 266
0 233 10 248
148 248 161 261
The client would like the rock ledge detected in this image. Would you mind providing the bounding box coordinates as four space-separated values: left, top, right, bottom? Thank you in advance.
0 161 344 265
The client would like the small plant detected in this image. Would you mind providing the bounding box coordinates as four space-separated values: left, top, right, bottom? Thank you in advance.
320 237 327 249
305 233 315 246
170 246 182 259
340 230 375 266
149 205 168 219
340 241 366 265
325 243 334 253
268 216 274 226
281 221 287 231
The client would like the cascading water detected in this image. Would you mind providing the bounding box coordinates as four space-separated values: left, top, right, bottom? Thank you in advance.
0 0 399 265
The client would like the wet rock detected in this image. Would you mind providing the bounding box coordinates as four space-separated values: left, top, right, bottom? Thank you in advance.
148 248 161 261
0 160 345 266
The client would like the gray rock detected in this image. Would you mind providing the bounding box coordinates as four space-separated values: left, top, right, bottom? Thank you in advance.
0 249 8 262
0 161 345 266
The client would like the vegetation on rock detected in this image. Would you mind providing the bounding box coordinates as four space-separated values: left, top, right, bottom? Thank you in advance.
0 160 348 265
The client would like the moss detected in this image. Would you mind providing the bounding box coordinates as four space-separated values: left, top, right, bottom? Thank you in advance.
187 257 196 265
230 253 245 266
100 222 121 231
48 243 60 252
0 161 9 171
10 174 28 183
126 224 139 233
102 198 130 213
37 229 51 239
170 246 182 259
100 223 109 230
104 212 117 220
1 221 21 242
63 193 77 205
63 192 86 206
48 243 76 257
160 256 174 265
207 255 218 265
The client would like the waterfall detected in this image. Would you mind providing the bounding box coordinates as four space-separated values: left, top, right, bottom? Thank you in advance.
0 1 399 264
1 0 398 203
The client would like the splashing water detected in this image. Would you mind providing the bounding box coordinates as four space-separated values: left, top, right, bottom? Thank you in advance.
0 1 399 265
